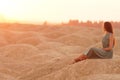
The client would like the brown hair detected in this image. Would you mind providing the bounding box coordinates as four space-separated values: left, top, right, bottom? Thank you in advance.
104 22 113 33
104 22 115 47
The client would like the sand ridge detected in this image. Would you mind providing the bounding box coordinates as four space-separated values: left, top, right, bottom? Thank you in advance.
0 25 119 80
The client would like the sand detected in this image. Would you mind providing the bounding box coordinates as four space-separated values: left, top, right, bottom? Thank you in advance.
0 25 119 80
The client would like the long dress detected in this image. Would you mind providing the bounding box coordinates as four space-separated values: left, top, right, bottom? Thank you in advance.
84 32 113 59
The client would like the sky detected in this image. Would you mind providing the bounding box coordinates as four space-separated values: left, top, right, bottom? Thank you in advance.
0 0 120 23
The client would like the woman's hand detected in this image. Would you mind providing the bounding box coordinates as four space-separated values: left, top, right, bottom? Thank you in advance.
103 48 108 51
103 48 111 51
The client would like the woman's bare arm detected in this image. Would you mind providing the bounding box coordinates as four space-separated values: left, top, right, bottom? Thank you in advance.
103 34 114 51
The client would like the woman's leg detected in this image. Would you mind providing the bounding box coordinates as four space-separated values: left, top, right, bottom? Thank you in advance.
87 48 101 59
72 48 94 64
72 54 88 64
75 54 87 62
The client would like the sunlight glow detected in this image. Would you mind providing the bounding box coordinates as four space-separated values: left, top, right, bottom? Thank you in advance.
0 1 16 20
0 0 120 23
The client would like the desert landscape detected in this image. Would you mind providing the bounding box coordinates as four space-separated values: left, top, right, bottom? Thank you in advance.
0 23 119 80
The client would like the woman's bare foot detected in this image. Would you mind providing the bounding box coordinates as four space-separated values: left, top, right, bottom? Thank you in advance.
72 54 87 64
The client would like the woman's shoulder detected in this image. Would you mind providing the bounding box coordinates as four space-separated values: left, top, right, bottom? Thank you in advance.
107 32 114 39
107 32 113 36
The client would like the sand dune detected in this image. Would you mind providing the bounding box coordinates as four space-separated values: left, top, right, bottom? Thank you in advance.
38 59 120 80
0 26 119 80
0 44 41 62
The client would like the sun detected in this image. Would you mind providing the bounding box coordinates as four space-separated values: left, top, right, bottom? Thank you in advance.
0 0 18 22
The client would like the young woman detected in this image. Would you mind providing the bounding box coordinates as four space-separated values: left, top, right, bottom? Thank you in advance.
73 22 115 64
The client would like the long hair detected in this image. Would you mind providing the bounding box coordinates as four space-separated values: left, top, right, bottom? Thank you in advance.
104 22 113 33
104 22 115 47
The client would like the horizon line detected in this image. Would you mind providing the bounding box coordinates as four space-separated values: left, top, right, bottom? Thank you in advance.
1 19 120 25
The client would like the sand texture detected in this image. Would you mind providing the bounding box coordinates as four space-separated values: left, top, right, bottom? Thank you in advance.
0 25 119 80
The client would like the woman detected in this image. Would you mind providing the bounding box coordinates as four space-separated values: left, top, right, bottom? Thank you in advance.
73 22 115 64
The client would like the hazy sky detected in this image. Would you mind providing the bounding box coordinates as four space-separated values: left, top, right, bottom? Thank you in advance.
0 0 120 23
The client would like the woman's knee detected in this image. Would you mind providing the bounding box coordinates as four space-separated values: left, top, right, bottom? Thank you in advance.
90 47 96 50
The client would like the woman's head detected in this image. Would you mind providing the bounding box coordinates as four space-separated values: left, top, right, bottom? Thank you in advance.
104 22 115 47
104 22 113 33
